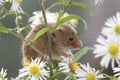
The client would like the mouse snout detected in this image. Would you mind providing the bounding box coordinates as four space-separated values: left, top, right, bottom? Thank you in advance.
72 40 83 48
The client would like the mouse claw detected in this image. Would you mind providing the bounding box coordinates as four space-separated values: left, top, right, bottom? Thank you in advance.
68 53 74 59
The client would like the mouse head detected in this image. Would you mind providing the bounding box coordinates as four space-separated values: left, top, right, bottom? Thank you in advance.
52 24 83 50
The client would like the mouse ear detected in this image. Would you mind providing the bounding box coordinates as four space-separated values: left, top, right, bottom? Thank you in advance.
52 27 63 38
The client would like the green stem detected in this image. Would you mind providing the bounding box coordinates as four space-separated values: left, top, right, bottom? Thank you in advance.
9 30 42 56
60 0 72 20
0 13 7 20
8 30 23 40
39 0 53 76
40 0 52 60
51 0 72 33
16 25 24 39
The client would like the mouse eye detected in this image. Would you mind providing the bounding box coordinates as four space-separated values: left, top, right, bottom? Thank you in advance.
68 35 74 41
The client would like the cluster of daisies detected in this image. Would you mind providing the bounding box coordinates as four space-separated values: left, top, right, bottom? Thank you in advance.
94 12 120 79
29 11 78 28
1 0 120 80
0 0 23 14
0 9 105 80
0 56 105 80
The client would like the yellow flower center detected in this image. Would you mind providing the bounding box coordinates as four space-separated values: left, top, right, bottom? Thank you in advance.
71 19 78 27
86 72 96 80
114 24 120 35
108 43 119 58
15 0 22 3
69 62 79 73
28 63 40 76
23 58 31 66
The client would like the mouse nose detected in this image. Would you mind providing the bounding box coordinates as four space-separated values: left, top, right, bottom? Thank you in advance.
72 40 83 48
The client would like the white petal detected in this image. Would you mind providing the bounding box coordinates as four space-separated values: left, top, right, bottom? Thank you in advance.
111 58 115 68
113 68 120 73
116 12 120 23
100 54 111 68
114 72 120 77
18 71 29 78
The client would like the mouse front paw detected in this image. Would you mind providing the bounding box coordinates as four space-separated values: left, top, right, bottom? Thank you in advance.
65 52 74 59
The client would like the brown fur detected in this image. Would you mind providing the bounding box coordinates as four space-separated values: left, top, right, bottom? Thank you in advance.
22 23 82 63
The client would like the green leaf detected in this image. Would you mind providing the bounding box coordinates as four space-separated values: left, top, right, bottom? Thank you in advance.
107 75 118 80
78 15 87 31
53 14 87 32
0 8 4 15
111 78 119 80
0 11 28 20
105 75 118 80
53 14 80 31
6 11 29 16
0 24 9 33
74 47 93 62
6 11 17 15
48 72 76 80
72 1 93 16
22 24 31 32
32 27 49 41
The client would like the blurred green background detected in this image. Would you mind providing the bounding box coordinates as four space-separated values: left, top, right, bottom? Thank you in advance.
0 0 120 78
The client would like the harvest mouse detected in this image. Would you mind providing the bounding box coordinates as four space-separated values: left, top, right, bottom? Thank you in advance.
22 23 82 65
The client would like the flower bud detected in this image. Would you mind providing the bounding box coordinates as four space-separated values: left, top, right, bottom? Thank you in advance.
15 16 22 26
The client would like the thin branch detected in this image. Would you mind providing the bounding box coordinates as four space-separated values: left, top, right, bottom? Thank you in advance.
9 30 42 56
51 0 72 32
39 0 47 25
39 0 53 60
39 0 53 76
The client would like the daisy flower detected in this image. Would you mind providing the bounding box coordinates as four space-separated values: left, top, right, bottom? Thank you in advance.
0 68 7 80
95 0 104 5
10 0 23 14
58 56 80 80
29 11 78 28
58 56 79 73
102 12 120 37
29 11 58 28
17 58 49 80
29 11 43 28
75 63 104 80
93 35 120 68
113 66 120 79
